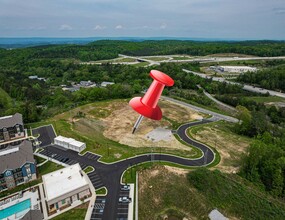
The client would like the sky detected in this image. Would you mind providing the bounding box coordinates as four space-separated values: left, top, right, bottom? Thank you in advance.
0 0 285 39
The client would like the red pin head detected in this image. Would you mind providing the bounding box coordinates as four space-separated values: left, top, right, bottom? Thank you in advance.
129 70 174 133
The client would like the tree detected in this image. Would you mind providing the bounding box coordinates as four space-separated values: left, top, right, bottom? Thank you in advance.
235 105 252 135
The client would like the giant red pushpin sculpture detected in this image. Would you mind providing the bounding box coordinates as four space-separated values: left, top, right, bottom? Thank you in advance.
129 70 174 134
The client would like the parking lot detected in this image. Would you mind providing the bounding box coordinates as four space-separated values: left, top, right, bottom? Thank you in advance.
87 171 105 189
91 196 106 220
32 125 56 147
116 185 131 220
33 125 132 220
83 152 101 161
39 147 88 169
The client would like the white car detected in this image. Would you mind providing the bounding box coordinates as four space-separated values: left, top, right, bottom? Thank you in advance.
121 185 130 191
119 197 131 203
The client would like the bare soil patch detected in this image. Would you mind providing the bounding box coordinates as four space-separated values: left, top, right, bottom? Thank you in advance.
102 100 203 151
190 123 251 173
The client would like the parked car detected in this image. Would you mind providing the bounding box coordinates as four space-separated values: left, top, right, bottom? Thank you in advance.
119 197 131 203
121 184 130 191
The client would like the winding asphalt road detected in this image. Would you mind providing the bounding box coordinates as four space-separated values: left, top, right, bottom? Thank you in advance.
35 117 218 220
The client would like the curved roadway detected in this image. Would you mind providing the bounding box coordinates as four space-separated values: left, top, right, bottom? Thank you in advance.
37 118 218 219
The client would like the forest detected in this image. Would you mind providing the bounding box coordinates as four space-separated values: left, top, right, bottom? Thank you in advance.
1 40 285 63
237 64 285 92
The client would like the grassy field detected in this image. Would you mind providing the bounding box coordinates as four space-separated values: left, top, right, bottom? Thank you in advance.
133 62 150 67
245 96 285 103
138 165 285 220
188 121 252 172
37 161 64 176
27 99 204 163
52 202 89 220
188 168 285 219
170 95 234 117
201 59 267 68
172 56 192 60
143 57 168 61
138 165 212 220
34 155 47 164
0 179 42 199
117 57 137 62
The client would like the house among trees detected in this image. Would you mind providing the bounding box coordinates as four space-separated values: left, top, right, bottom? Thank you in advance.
0 113 37 191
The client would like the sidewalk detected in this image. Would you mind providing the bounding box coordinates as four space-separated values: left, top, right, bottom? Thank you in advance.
38 183 48 219
128 183 135 220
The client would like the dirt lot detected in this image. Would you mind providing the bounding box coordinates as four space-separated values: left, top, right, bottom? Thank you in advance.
54 99 204 153
103 99 204 151
189 122 252 173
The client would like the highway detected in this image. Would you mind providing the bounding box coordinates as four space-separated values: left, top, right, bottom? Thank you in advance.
118 54 285 65
196 85 238 113
183 69 285 98
161 96 239 123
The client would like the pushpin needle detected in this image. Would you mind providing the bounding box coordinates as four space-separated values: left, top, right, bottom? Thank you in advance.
132 115 144 134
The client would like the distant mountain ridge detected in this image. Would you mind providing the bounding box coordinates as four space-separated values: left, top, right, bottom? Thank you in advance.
1 37 284 49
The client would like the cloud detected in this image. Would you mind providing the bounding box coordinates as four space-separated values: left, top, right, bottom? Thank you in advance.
115 25 123 29
59 24 73 30
273 8 285 15
94 25 105 30
30 26 47 30
160 23 167 29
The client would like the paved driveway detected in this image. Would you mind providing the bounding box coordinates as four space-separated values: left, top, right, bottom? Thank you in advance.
35 118 217 219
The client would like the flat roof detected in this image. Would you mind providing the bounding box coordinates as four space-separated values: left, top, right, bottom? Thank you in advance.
220 66 256 69
54 135 85 148
42 163 89 201
69 140 85 147
54 135 75 143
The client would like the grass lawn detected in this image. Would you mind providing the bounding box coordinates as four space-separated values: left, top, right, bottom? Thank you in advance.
143 57 168 61
52 202 89 220
172 56 192 60
133 62 149 67
0 179 42 199
117 57 137 62
34 155 47 164
83 166 94 173
37 161 64 176
95 187 107 195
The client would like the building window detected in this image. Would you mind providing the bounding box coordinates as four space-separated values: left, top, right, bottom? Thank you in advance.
62 199 66 204
16 125 21 134
5 170 12 177
25 165 31 175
